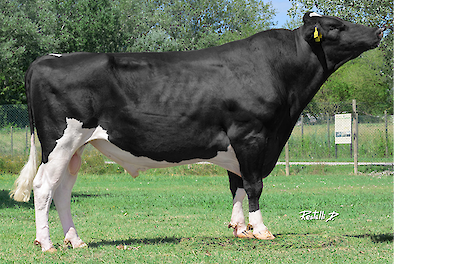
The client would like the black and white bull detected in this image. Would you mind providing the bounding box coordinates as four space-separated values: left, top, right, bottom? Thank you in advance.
10 12 384 252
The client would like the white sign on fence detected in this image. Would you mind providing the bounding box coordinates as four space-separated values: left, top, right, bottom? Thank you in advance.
335 114 352 144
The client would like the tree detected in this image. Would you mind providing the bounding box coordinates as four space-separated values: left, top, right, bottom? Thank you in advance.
0 0 52 104
315 49 393 115
129 0 276 52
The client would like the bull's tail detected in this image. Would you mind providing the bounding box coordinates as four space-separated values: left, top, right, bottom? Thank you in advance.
10 65 37 202
10 134 37 202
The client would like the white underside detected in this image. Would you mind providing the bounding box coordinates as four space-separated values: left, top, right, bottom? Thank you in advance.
84 122 241 177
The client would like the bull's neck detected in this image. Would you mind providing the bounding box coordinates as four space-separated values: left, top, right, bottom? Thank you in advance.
279 30 332 124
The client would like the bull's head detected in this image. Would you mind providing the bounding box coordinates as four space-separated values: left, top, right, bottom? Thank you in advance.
301 12 385 71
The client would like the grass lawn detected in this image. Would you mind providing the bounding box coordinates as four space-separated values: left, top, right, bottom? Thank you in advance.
0 165 393 263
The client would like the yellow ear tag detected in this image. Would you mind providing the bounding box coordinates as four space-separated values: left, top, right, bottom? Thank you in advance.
314 27 322 42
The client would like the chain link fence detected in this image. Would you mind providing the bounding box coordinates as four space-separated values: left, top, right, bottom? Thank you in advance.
0 105 30 156
0 103 393 161
285 101 393 162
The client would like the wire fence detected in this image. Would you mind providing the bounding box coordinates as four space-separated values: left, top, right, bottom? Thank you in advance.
0 103 393 161
0 105 30 156
285 101 393 162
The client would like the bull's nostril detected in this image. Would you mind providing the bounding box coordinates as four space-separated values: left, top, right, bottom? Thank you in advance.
376 28 385 39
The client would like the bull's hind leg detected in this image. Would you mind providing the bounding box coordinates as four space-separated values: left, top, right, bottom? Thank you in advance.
54 146 87 249
33 163 56 252
33 118 94 252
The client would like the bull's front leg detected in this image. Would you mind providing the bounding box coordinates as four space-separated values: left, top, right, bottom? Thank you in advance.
228 134 274 240
244 177 275 240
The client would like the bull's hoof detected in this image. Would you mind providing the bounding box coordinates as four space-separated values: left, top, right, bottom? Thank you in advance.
236 229 255 239
253 230 275 240
228 223 255 239
64 239 88 249
34 240 57 253
46 247 58 253
76 242 88 248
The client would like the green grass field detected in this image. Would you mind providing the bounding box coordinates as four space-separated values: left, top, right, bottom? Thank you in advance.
0 165 393 263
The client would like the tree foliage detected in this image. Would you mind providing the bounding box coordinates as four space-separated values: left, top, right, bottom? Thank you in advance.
313 49 393 115
0 0 275 104
130 0 275 52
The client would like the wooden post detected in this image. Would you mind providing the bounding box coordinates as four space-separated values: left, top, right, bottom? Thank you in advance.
352 100 358 175
384 110 389 158
350 143 353 158
285 141 290 176
10 126 13 156
327 114 330 157
300 114 304 150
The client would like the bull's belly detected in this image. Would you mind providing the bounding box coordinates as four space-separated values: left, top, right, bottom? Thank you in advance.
86 126 241 177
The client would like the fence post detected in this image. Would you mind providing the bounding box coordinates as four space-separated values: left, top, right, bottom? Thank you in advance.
11 126 14 156
327 114 330 157
384 110 389 158
352 100 358 175
285 141 290 176
300 114 304 150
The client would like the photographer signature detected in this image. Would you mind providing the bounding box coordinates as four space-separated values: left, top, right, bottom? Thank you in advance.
299 210 339 222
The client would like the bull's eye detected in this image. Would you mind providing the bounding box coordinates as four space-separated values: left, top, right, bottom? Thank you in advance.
329 25 346 31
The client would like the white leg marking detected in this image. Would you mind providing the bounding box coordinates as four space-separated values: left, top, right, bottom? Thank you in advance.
33 163 54 251
229 188 254 238
249 210 275 240
231 188 246 224
248 210 267 233
55 146 86 248
33 118 95 251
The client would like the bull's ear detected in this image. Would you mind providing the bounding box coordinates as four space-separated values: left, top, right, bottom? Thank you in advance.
313 27 323 43
303 12 324 43
303 12 322 24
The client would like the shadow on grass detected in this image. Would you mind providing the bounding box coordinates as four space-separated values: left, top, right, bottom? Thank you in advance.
87 233 393 250
87 237 182 248
344 233 394 243
72 192 102 197
0 189 107 209
0 189 34 209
